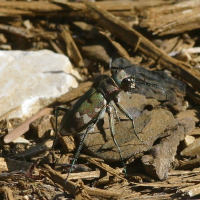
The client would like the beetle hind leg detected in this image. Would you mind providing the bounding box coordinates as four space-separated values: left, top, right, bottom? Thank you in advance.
107 105 127 176
65 105 107 184
65 123 93 184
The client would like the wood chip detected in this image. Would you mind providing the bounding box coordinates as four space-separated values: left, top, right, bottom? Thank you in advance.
4 108 53 143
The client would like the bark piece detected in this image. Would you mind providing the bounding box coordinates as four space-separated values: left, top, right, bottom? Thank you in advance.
14 139 53 159
31 114 52 138
141 117 195 180
140 0 200 36
58 135 75 153
0 186 14 200
81 44 111 64
4 108 53 143
178 183 200 197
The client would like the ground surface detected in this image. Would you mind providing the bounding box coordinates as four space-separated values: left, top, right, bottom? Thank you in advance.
1 0 200 199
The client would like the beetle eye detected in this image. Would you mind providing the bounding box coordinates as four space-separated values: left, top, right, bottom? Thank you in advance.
121 77 135 92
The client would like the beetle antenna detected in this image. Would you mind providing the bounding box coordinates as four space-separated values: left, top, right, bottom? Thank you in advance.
135 80 168 101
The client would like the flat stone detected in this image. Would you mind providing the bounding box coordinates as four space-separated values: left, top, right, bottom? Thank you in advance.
12 136 30 144
0 50 80 119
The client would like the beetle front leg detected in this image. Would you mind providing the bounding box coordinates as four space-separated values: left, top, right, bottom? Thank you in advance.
107 105 127 176
115 102 147 144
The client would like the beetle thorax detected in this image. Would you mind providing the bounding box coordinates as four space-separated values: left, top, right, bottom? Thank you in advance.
97 76 120 101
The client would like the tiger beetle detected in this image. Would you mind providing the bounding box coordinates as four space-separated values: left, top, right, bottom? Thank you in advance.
55 59 168 183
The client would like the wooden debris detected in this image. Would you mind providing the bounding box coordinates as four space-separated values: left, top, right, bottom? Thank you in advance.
85 156 127 182
86 1 200 92
178 183 200 197
60 25 84 67
178 157 200 170
100 31 130 60
1 0 200 199
13 139 53 159
0 157 8 172
3 158 32 172
58 135 76 153
41 164 122 199
4 108 53 143
56 81 93 103
0 187 14 200
62 170 100 181
140 0 200 36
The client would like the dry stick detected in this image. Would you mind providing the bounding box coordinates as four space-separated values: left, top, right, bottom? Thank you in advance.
60 25 84 67
0 24 57 40
0 1 175 17
178 157 200 170
62 170 100 181
0 187 14 200
85 2 200 91
53 0 175 12
49 40 65 55
178 183 200 197
87 157 127 182
0 1 64 12
100 31 130 60
41 164 122 199
56 81 93 103
4 108 53 143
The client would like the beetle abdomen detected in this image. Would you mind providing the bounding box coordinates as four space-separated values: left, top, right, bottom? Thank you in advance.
59 88 106 136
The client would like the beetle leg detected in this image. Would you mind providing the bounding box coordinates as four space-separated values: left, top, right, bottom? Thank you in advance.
65 123 93 184
65 105 107 184
107 104 127 176
111 102 120 122
115 102 147 144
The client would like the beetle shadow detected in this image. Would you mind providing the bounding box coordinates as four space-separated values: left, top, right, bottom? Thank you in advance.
96 118 107 141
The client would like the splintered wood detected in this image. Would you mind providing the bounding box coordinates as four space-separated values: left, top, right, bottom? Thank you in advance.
140 0 200 36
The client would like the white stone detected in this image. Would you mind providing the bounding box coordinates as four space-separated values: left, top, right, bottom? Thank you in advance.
12 137 30 144
0 50 81 119
184 135 195 147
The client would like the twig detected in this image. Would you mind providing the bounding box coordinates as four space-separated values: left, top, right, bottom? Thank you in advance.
60 25 84 67
41 164 123 199
4 108 53 143
62 170 100 180
56 81 93 103
178 183 200 197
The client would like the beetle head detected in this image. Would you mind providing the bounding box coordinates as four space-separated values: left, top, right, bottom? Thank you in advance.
121 76 136 92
